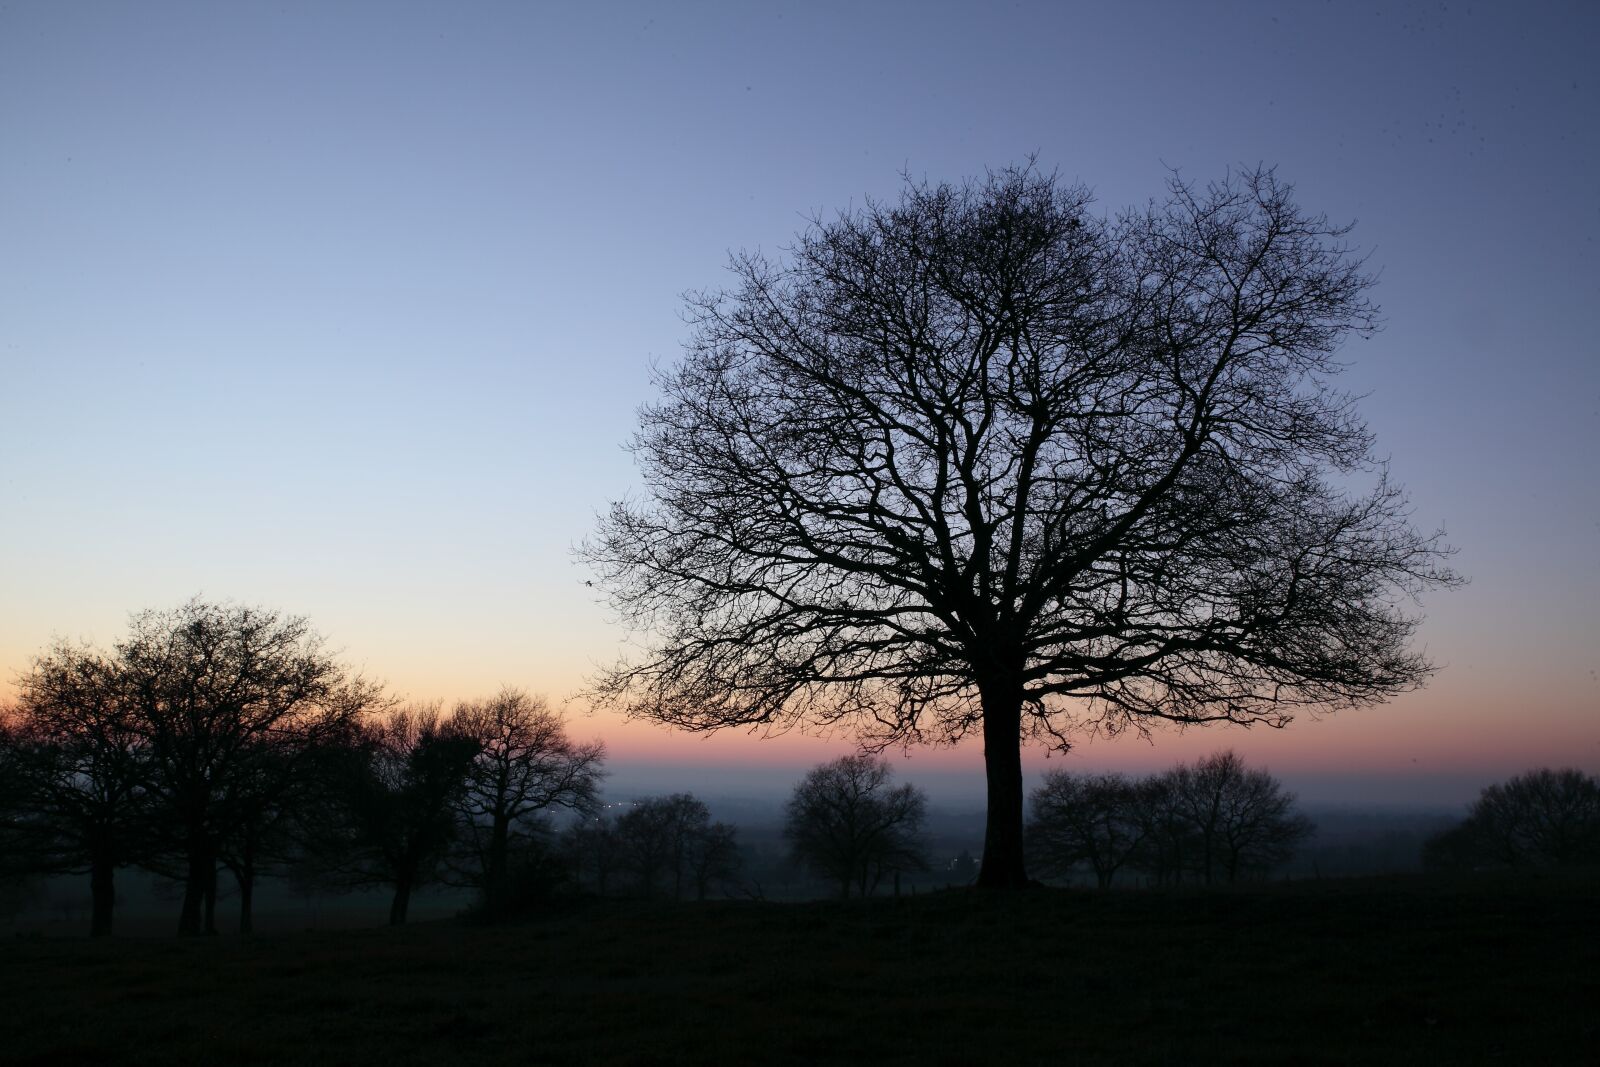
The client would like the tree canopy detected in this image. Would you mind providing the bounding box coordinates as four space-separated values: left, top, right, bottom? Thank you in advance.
564 164 1451 887
451 688 605 909
784 755 928 899
1425 768 1600 871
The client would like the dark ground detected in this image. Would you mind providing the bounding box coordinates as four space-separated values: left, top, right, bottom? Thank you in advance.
3 873 1595 1065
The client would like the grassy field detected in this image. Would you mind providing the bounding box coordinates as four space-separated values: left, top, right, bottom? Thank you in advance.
3 874 1595 1065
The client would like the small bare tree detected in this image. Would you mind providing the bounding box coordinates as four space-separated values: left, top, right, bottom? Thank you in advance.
450 689 605 910
686 819 741 901
1027 771 1144 889
784 755 928 899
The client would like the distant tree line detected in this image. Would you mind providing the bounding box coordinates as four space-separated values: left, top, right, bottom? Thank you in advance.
566 793 742 902
9 603 1592 936
0 601 606 935
1424 768 1600 872
0 600 948 929
1026 751 1315 888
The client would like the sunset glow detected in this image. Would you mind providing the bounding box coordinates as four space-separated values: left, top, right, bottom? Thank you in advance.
2 1 1594 814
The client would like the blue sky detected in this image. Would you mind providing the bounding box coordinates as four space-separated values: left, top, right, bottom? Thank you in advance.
2 1 1595 807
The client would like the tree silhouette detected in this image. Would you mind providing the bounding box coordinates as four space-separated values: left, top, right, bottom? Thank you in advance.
450 689 605 912
563 813 621 897
784 755 927 899
686 818 741 901
213 729 358 935
611 793 737 900
587 164 1457 887
0 708 24 861
301 706 482 925
114 600 382 934
1133 751 1312 885
11 645 148 936
1027 771 1144 889
1425 768 1600 871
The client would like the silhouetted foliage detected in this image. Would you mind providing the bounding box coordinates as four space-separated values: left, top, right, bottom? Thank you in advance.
0 706 52 901
611 793 740 900
688 819 742 901
1424 768 1600 871
460 816 572 917
1027 771 1144 888
564 814 621 897
449 689 605 913
213 736 346 935
0 708 24 871
784 755 928 899
11 646 148 936
113 600 383 934
297 707 481 925
587 163 1458 888
1131 751 1313 885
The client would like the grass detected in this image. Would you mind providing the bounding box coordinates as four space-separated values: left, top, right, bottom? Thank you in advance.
3 873 1596 1065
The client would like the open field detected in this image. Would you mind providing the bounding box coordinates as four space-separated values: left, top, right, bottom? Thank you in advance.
3 874 1596 1065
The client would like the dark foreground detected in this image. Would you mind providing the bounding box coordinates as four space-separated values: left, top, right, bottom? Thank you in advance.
3 874 1595 1065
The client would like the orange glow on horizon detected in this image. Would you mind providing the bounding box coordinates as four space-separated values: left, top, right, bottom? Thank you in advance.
4 626 1594 790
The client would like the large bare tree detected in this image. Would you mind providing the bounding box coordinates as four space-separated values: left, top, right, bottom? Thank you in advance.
587 165 1457 888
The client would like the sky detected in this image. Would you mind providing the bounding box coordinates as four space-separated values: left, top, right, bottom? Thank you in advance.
2 1 1595 811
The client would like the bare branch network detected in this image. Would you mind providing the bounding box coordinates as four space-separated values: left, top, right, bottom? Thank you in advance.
587 165 1457 753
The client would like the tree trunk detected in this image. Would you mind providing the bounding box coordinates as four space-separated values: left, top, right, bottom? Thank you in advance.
238 869 255 934
487 814 510 909
89 856 115 938
178 846 209 936
390 878 413 925
236 828 258 934
203 864 218 936
976 680 1029 889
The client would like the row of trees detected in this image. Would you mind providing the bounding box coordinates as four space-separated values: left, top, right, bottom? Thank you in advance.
567 794 741 901
0 601 605 934
0 599 944 927
1027 751 1314 888
289 694 606 925
566 758 934 904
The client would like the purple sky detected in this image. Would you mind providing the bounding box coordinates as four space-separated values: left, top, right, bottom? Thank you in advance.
2 1 1595 809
